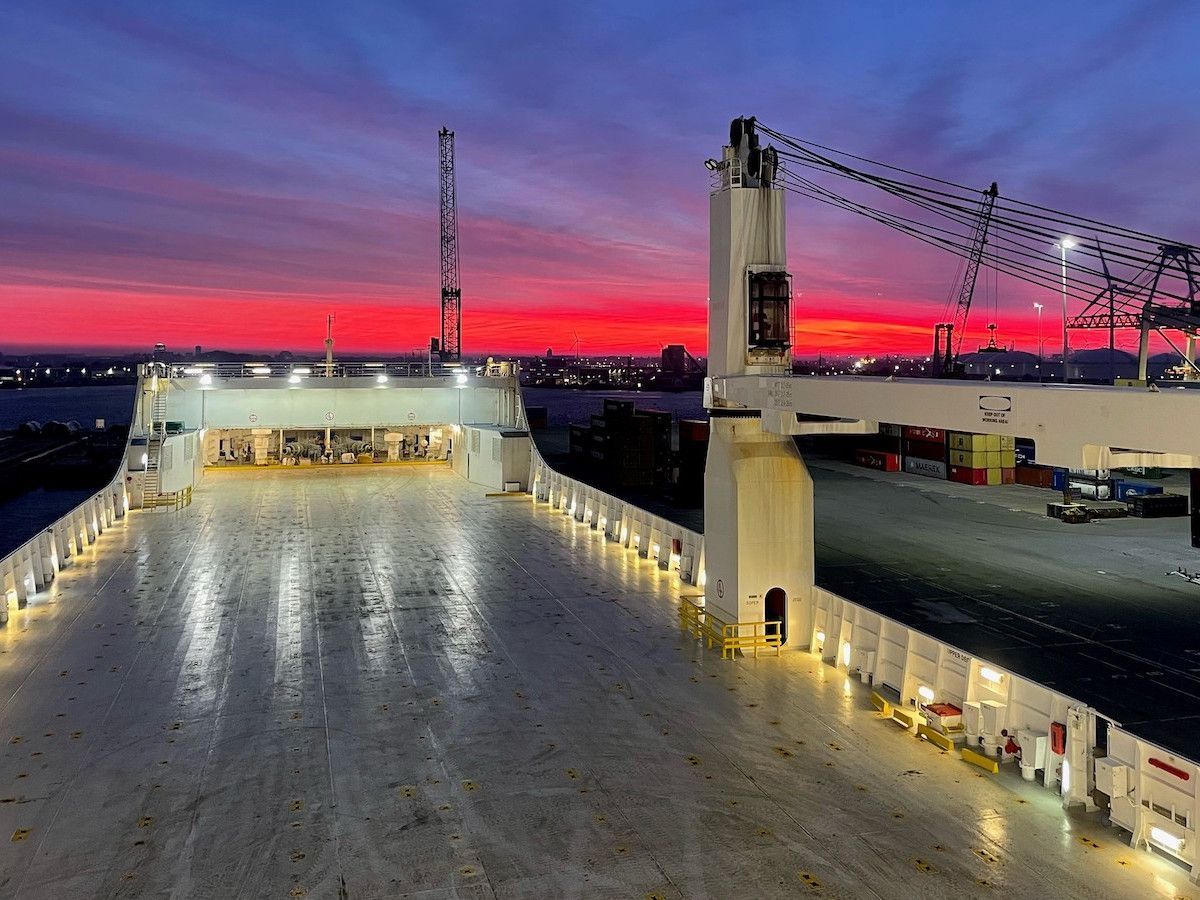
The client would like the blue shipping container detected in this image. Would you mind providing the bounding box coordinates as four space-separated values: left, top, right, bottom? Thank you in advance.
1051 468 1067 491
1114 481 1165 502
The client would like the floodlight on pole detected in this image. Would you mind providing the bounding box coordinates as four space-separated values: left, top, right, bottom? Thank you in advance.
1034 303 1044 382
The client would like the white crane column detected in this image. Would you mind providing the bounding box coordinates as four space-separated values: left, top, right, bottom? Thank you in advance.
704 121 813 644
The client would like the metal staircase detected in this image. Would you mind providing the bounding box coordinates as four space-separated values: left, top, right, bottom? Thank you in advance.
144 386 167 506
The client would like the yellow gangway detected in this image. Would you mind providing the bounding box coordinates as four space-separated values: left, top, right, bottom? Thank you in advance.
679 595 782 660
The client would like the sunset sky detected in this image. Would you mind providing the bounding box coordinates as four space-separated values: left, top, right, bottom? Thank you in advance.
2 1 1198 357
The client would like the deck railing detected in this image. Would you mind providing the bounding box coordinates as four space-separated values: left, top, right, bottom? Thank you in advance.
0 466 129 625
679 595 782 660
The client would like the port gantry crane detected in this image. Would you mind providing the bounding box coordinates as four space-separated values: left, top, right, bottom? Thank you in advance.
932 181 999 377
1067 242 1200 382
438 127 462 364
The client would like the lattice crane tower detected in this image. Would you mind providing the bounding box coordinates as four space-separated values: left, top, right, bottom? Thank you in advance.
438 127 462 363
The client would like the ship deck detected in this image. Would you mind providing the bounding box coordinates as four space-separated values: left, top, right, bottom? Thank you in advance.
0 466 1193 898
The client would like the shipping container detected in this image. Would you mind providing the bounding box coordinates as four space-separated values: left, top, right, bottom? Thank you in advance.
880 423 902 438
1051 468 1068 491
1114 481 1165 502
1073 481 1112 501
1001 449 1016 468
948 465 988 486
568 424 590 456
903 439 947 462
999 435 1015 451
855 450 900 472
1016 464 1054 489
987 468 1001 486
603 398 635 422
949 432 1001 452
904 457 947 479
1001 467 1015 485
949 433 981 452
903 425 945 443
679 419 709 443
949 449 1002 469
1128 493 1188 518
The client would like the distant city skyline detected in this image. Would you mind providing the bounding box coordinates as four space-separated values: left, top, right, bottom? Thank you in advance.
2 2 1198 355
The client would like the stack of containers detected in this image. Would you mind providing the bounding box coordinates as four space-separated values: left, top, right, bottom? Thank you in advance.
947 432 1016 486
901 426 948 479
675 419 708 504
853 423 902 472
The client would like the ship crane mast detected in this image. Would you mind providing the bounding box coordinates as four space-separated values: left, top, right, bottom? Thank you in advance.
933 181 999 377
438 127 462 364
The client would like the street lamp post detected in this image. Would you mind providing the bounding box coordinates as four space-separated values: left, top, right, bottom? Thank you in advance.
1056 238 1076 381
1033 303 1044 383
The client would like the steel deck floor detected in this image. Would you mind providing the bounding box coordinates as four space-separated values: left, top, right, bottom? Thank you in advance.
0 466 1193 898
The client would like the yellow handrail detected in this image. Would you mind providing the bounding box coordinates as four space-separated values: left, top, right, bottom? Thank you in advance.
679 596 782 659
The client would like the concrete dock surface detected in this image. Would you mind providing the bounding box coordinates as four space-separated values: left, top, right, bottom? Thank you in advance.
0 466 1193 898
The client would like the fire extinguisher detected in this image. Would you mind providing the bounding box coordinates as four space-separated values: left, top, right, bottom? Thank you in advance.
1050 721 1066 755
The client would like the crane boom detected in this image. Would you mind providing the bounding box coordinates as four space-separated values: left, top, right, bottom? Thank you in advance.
438 127 461 363
935 181 998 376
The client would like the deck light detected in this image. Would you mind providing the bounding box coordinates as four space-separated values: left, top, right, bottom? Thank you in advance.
251 366 271 375
376 374 388 384
183 367 203 375
456 373 468 385
980 666 1003 684
292 367 312 375
199 374 213 386
1061 760 1071 794
288 374 302 385
842 643 851 666
917 685 935 702
815 631 826 644
1150 827 1184 853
